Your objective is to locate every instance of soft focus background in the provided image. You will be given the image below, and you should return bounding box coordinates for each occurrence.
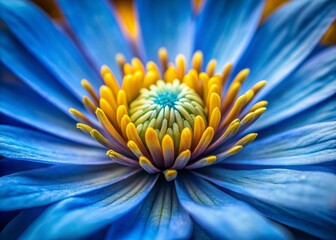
[31,0,336,46]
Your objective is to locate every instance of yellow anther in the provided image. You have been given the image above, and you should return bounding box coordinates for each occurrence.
[164,66,178,83]
[116,105,128,127]
[69,108,91,124]
[209,107,221,131]
[226,145,243,155]
[99,98,118,127]
[81,79,99,104]
[233,69,250,84]
[123,63,134,75]
[120,114,131,139]
[209,92,221,116]
[176,54,186,80]
[126,123,150,157]
[95,108,125,144]
[116,54,126,73]
[117,90,128,107]
[76,123,93,134]
[145,128,163,166]
[159,47,169,71]
[146,61,161,78]
[192,127,214,159]
[127,140,142,158]
[221,82,241,113]
[235,133,258,147]
[132,58,145,75]
[144,71,159,88]
[206,59,217,77]
[162,134,175,167]
[172,149,191,169]
[192,115,206,149]
[101,71,120,98]
[221,63,233,87]
[221,95,247,128]
[90,129,112,148]
[83,96,97,115]
[163,169,177,181]
[100,86,117,109]
[178,127,192,154]
[140,156,160,174]
[249,101,268,112]
[192,51,203,73]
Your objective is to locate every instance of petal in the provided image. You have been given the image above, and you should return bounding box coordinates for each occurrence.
[107,181,193,240]
[0,80,97,146]
[197,167,336,238]
[252,47,336,131]
[0,158,46,177]
[226,122,336,166]
[136,0,194,62]
[20,173,157,239]
[176,174,290,240]
[0,207,46,240]
[0,125,112,165]
[236,0,336,96]
[0,164,138,210]
[0,28,84,116]
[260,96,336,137]
[0,0,102,98]
[194,0,264,69]
[57,0,133,79]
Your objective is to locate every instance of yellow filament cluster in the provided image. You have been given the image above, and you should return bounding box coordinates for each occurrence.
[70,48,267,181]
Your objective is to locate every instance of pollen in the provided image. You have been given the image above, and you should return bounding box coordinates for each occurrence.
[70,48,268,181]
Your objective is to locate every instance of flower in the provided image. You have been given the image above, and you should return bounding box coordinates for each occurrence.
[0,0,335,239]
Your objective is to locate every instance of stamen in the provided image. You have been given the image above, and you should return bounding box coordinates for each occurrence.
[70,49,268,180]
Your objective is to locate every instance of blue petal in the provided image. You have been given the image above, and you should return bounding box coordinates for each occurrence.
[194,0,264,69]
[0,158,46,177]
[136,0,194,62]
[176,174,290,240]
[235,0,336,95]
[0,125,112,165]
[57,0,134,79]
[252,47,336,131]
[20,173,158,239]
[0,80,97,146]
[226,122,336,166]
[0,0,102,98]
[0,207,46,240]
[197,167,336,238]
[260,95,336,137]
[0,164,138,210]
[107,181,192,240]
[0,28,85,116]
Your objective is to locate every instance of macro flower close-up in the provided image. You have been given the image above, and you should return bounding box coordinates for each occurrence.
[0,0,336,239]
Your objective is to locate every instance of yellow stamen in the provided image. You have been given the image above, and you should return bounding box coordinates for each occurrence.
[70,49,268,178]
[139,156,160,174]
[163,169,177,181]
[69,108,91,124]
[145,128,163,166]
[172,149,191,169]
[162,134,175,168]
[81,79,99,104]
[192,51,203,73]
[158,47,169,71]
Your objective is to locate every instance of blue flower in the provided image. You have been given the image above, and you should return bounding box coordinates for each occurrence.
[0,0,335,239]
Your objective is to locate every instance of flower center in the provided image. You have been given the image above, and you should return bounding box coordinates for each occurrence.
[70,48,267,181]
[129,80,206,141]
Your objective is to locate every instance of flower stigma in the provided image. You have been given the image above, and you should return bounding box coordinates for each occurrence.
[70,48,267,181]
